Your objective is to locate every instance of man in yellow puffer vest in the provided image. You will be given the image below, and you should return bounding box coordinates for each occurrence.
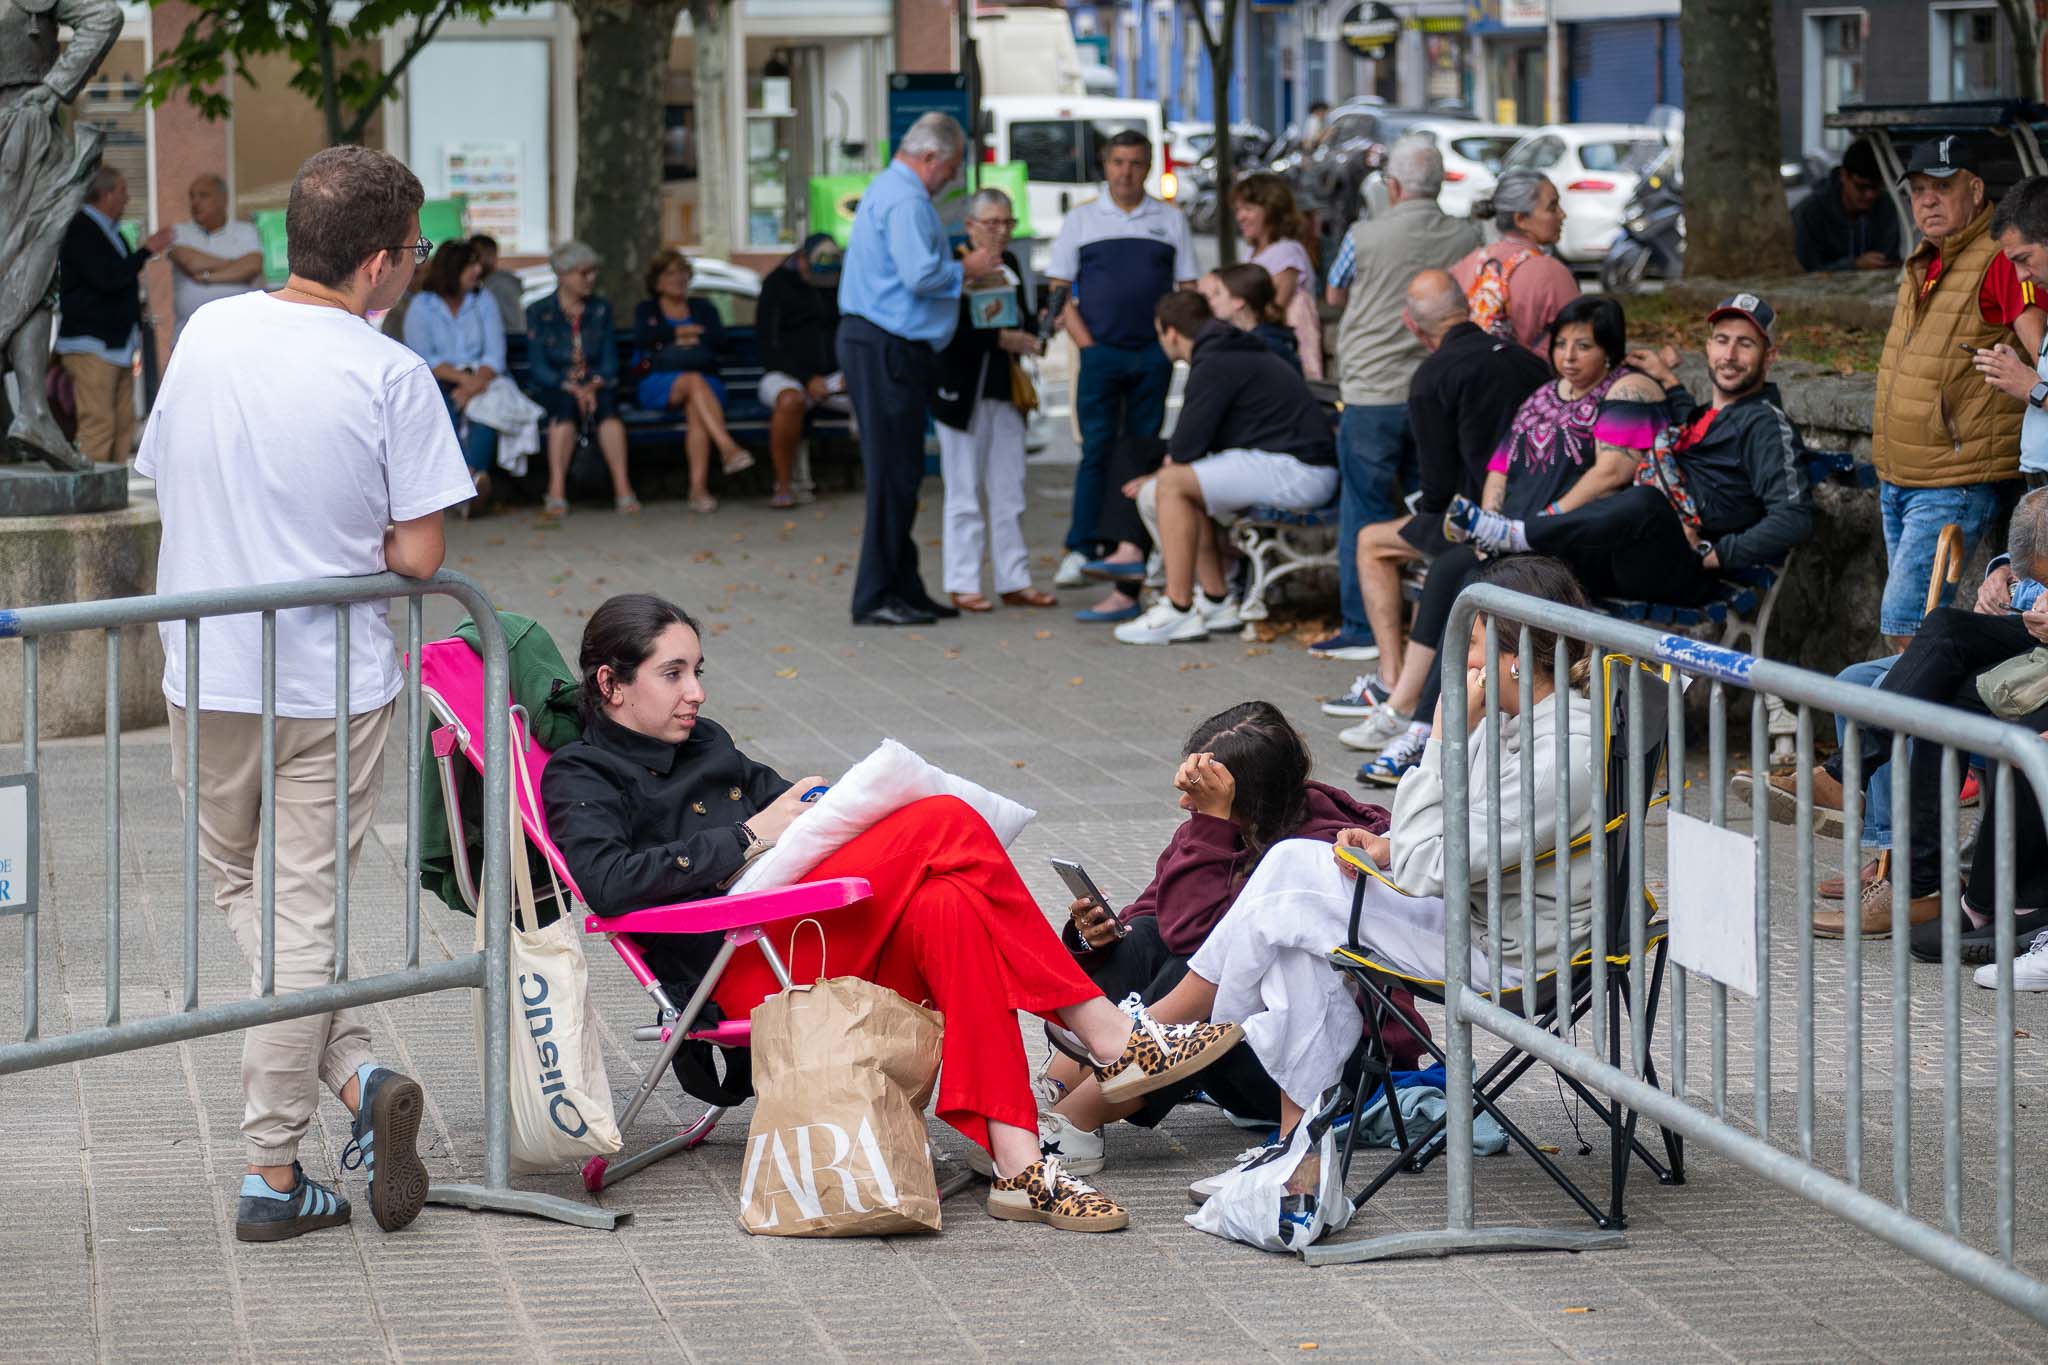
[1871,136,2044,648]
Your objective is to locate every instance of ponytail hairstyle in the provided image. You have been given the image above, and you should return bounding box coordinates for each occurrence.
[1471,168,1553,238]
[577,592,701,726]
[1468,555,1594,690]
[1183,700,1313,861]
[1215,262,1282,325]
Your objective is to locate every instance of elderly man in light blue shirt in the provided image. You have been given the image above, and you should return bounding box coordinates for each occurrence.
[838,111,1003,626]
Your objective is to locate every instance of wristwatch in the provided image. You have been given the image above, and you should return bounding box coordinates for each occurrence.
[2029,380,2048,409]
[1693,540,1715,565]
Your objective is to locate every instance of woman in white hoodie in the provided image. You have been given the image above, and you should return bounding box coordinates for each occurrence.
[1135,555,1600,1162]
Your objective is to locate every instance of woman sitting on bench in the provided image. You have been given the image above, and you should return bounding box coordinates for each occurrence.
[541,593,1245,1233]
[633,252,755,514]
[1131,557,1601,1202]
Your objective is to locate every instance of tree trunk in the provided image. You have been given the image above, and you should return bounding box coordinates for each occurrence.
[1197,0,1239,266]
[1992,0,2045,101]
[572,0,688,307]
[1678,0,1799,279]
[690,0,734,261]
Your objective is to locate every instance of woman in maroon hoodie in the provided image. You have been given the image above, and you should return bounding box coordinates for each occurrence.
[1030,701,1430,1175]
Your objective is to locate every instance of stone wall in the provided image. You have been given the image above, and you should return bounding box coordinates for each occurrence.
[0,500,166,743]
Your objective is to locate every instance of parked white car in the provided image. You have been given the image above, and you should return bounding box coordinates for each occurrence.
[517,257,762,321]
[1396,117,1530,218]
[1501,123,1669,264]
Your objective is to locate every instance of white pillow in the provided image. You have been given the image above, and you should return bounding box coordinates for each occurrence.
[729,739,1035,895]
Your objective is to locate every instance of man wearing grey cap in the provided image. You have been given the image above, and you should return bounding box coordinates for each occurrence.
[1442,294,1813,605]
[1870,134,2043,649]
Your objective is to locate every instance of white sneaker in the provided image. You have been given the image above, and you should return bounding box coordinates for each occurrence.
[1975,931,2048,990]
[1339,705,1412,753]
[962,1111,1107,1178]
[1198,590,1243,633]
[1054,550,1090,589]
[1114,598,1210,645]
[1188,1142,1285,1206]
[1308,640,1382,663]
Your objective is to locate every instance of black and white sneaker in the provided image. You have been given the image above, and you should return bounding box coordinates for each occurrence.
[1322,675,1392,718]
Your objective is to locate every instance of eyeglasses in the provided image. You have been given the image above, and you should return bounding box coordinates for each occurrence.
[971,217,1018,228]
[394,236,432,264]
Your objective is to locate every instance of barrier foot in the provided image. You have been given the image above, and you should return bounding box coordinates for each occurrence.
[1300,1224,1625,1267]
[934,1154,981,1202]
[425,1181,627,1230]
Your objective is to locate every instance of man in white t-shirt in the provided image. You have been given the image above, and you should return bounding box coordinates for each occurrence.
[164,173,265,345]
[136,145,474,1245]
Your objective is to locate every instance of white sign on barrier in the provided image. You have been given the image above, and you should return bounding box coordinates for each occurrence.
[1668,810,1757,996]
[0,773,34,916]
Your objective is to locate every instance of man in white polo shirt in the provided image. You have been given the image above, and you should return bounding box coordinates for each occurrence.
[164,172,264,345]
[137,146,474,1245]
[1046,129,1198,621]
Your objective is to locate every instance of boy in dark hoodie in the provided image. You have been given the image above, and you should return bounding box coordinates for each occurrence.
[1023,702,1429,1175]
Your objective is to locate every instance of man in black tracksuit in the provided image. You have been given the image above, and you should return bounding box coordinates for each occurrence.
[1449,294,1814,605]
[1791,140,1903,274]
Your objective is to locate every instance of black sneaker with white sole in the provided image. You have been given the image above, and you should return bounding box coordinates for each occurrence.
[1909,902,2048,966]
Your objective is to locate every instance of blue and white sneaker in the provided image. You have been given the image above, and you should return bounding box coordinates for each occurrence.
[235,1162,351,1242]
[341,1064,429,1233]
[1358,723,1431,788]
[1442,495,1522,555]
[1322,675,1391,717]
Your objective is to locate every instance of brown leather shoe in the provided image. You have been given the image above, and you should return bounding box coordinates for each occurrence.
[1730,767,1845,840]
[1814,874,1939,938]
[1819,851,1887,901]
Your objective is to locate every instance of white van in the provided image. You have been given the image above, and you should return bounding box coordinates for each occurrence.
[978,94,1172,267]
[972,5,1086,97]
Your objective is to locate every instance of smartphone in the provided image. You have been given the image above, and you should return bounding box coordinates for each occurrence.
[800,785,829,803]
[1037,283,1071,346]
[1959,343,1984,356]
[1049,858,1127,938]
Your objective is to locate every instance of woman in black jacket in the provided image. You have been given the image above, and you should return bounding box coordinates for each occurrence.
[931,190,1057,613]
[753,234,846,507]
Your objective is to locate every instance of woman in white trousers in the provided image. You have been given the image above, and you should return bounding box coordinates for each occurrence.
[1138,556,1601,1193]
[931,189,1057,612]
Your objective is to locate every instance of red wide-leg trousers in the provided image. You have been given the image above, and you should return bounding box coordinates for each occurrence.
[713,794,1099,1153]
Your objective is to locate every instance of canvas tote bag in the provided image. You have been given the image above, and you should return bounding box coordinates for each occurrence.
[739,967,945,1237]
[475,766,622,1173]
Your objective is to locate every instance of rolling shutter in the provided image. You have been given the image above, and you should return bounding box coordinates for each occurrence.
[1568,20,1661,124]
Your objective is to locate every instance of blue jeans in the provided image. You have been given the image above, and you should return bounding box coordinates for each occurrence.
[443,391,500,474]
[1069,342,1172,552]
[1878,481,2002,638]
[1336,403,1416,638]
[1835,655,1898,851]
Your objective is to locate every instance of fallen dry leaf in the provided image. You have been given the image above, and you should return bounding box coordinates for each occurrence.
[1034,630,1052,640]
[1245,646,1272,657]
[485,536,505,547]
[907,632,924,642]
[769,645,794,654]
[1177,661,1215,672]
[546,587,561,598]
[1069,676,1084,686]
[1011,760,1026,768]
[782,521,797,532]
[943,648,961,659]
[774,667,799,679]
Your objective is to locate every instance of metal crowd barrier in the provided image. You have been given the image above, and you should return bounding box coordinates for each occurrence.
[0,571,616,1231]
[1305,582,2048,1327]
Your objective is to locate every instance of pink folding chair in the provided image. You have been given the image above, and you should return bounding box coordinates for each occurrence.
[416,638,871,1193]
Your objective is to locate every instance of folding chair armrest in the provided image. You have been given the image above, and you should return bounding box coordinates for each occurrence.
[584,875,873,937]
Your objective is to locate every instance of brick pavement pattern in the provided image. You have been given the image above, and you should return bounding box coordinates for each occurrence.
[4,469,2048,1361]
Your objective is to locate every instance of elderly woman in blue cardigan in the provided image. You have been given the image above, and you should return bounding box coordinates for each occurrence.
[526,240,640,520]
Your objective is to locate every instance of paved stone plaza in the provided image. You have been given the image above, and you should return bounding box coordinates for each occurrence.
[5,448,2048,1361]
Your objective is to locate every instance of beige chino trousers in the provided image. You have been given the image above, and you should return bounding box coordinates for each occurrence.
[169,703,391,1166]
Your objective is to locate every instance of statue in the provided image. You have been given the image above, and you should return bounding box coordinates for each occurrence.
[0,0,122,473]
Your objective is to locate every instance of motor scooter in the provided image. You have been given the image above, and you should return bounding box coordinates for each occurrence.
[1600,145,1683,295]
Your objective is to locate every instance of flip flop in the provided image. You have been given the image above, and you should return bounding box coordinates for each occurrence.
[1001,587,1059,608]
[951,592,994,613]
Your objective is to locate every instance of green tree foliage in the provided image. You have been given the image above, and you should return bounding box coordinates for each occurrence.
[141,0,532,147]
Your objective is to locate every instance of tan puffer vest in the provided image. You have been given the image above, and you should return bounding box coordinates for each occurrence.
[1872,202,2024,487]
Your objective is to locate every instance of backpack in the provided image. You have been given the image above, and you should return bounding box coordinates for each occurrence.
[1466,246,1538,339]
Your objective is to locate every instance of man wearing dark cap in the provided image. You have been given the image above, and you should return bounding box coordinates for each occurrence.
[1791,138,1902,273]
[1871,134,2044,648]
[1442,293,1813,607]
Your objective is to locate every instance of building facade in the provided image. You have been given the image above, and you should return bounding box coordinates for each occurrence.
[1771,0,2023,159]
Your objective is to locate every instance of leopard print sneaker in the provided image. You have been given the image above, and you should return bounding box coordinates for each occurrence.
[1094,1006,1244,1105]
[987,1156,1129,1232]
